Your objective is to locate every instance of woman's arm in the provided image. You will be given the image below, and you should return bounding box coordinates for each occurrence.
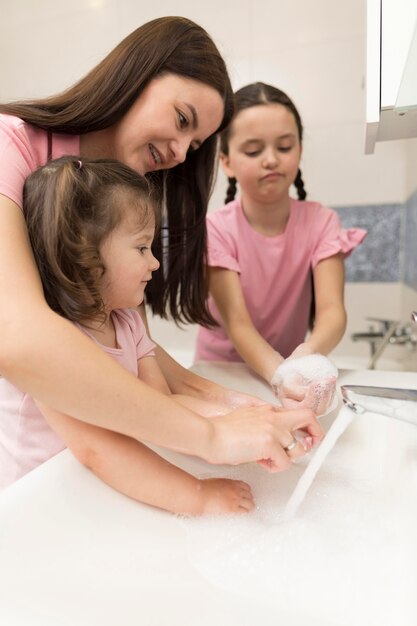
[291,254,347,357]
[0,195,322,467]
[208,267,284,383]
[0,196,212,457]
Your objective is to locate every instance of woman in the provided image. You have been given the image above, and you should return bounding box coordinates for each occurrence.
[0,16,322,477]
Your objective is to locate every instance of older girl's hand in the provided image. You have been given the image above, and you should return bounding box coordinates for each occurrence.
[271,353,338,416]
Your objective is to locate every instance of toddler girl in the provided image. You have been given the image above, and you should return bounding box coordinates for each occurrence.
[0,157,262,514]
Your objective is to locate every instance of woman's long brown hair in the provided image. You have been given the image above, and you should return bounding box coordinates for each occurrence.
[0,16,234,325]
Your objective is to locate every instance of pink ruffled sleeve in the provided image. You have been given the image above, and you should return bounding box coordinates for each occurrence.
[206,215,240,273]
[311,210,367,268]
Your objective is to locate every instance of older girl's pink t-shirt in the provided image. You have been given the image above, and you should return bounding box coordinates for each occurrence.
[0,309,156,490]
[195,198,367,363]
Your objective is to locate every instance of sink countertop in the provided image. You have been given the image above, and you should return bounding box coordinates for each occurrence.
[0,363,416,626]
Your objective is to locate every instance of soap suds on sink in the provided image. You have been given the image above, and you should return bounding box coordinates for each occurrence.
[179,404,417,626]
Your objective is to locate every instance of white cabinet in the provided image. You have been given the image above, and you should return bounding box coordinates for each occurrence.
[366,0,417,153]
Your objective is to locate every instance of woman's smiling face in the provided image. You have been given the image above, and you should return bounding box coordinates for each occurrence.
[110,73,224,175]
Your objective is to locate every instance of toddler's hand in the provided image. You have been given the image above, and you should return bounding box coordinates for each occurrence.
[271,353,338,416]
[209,387,267,409]
[197,478,254,515]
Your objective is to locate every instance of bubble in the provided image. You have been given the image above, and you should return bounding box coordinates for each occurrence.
[277,353,338,382]
[179,403,417,625]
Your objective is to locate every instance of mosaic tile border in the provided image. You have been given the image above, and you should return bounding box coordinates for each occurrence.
[334,204,402,282]
[404,189,417,291]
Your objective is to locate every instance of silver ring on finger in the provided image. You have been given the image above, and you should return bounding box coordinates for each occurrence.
[283,436,298,453]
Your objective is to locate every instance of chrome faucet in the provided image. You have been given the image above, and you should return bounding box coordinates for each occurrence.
[351,315,417,370]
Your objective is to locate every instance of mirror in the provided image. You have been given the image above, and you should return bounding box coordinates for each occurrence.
[395,17,417,112]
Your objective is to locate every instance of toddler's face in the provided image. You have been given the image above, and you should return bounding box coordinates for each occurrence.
[99,207,159,311]
[220,103,302,205]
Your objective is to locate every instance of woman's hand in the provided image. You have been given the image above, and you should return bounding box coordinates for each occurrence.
[271,353,338,415]
[206,404,323,471]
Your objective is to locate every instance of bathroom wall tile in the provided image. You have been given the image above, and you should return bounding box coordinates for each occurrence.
[334,204,401,282]
[331,282,404,359]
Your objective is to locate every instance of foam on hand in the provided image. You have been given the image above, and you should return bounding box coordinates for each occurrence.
[274,353,338,384]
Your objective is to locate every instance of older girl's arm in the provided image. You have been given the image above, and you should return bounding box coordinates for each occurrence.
[208,267,284,383]
[291,254,347,357]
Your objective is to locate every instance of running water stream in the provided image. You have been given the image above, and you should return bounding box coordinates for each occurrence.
[282,405,355,520]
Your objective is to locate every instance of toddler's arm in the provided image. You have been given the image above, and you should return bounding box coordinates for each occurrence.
[138,305,265,409]
[172,394,232,417]
[137,356,233,415]
[36,400,254,516]
[137,353,266,414]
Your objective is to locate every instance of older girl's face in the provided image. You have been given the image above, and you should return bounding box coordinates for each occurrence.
[220,103,302,205]
[110,73,224,175]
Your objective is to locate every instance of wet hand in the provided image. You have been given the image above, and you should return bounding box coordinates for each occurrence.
[279,376,337,415]
[207,386,267,409]
[196,478,255,515]
[207,404,323,472]
[271,353,338,416]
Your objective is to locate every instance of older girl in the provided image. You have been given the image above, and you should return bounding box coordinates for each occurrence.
[195,82,366,411]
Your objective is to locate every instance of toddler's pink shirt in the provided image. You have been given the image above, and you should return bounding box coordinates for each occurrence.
[195,198,367,363]
[0,114,80,208]
[0,309,156,490]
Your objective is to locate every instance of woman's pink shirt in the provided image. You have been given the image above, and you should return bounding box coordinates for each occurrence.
[0,114,79,208]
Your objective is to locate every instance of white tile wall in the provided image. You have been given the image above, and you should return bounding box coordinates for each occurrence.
[406,138,417,198]
[2,0,416,369]
[1,0,412,206]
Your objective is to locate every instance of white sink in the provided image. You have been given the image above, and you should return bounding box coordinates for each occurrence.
[185,362,417,625]
[0,362,416,626]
